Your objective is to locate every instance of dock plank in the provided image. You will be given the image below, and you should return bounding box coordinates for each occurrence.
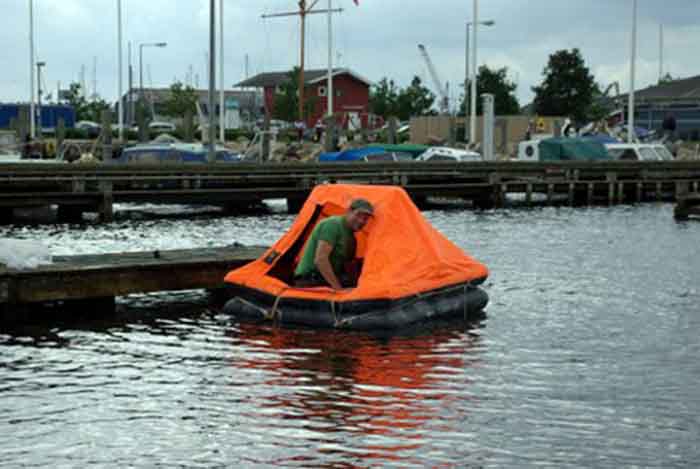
[0,245,266,304]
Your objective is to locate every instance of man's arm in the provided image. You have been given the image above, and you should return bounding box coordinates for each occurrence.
[314,240,343,290]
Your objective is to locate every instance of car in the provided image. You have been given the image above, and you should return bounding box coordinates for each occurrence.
[75,120,102,138]
[148,121,177,133]
[416,147,482,162]
[605,143,674,161]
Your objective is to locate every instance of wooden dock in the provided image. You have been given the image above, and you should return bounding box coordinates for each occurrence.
[0,245,264,311]
[2,160,700,223]
[674,193,700,220]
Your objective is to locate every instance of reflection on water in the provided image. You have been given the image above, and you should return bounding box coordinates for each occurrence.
[1,203,700,467]
[228,320,483,466]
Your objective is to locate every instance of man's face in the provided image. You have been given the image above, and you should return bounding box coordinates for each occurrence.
[346,209,372,231]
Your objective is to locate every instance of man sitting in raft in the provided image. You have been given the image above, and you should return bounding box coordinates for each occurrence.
[294,198,374,289]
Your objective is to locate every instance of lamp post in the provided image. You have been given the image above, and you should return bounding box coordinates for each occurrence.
[628,0,637,144]
[36,61,45,139]
[117,0,124,141]
[29,0,36,139]
[465,19,494,143]
[139,42,167,101]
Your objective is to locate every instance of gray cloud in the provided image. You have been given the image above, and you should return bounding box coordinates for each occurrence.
[2,0,698,109]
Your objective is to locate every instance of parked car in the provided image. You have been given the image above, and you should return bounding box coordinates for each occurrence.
[148,121,177,133]
[416,147,482,162]
[75,120,101,138]
[605,143,674,161]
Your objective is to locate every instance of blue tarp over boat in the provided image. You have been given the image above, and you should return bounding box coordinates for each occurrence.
[318,147,386,162]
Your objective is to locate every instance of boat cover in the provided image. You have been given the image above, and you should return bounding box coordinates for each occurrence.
[224,184,489,303]
[539,137,611,161]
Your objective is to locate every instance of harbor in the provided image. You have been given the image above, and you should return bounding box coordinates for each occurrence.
[3,0,700,466]
[2,201,699,467]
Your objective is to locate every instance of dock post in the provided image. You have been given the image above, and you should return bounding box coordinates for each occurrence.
[99,181,114,223]
[526,183,533,205]
[587,183,594,205]
[617,182,625,204]
[183,108,194,142]
[636,182,643,203]
[675,181,689,201]
[101,110,113,161]
[693,182,699,193]
[498,183,507,208]
[568,183,575,206]
[56,118,65,160]
[656,182,663,201]
[606,172,616,205]
[674,198,689,221]
[547,184,554,205]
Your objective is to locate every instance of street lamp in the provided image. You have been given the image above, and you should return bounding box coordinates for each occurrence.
[465,18,495,143]
[139,42,167,101]
[36,61,46,139]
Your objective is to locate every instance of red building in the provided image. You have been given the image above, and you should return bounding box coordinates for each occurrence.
[236,68,380,130]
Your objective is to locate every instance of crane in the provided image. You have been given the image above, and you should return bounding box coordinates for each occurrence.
[418,44,449,114]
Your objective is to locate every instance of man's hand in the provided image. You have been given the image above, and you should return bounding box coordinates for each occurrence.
[314,240,343,290]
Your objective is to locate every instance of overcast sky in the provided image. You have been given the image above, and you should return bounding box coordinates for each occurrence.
[2,0,699,107]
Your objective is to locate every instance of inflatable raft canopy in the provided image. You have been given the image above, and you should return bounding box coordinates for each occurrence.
[223,184,489,330]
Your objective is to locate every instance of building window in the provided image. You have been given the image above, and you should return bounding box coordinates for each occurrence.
[318,86,327,97]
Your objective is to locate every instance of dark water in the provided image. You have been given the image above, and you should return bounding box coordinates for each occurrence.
[2,202,699,468]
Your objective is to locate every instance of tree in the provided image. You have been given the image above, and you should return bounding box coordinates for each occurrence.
[272,67,318,122]
[369,78,400,118]
[162,81,198,118]
[532,48,598,122]
[64,82,109,122]
[460,65,520,116]
[395,76,435,121]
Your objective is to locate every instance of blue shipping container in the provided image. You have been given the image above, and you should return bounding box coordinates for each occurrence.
[0,103,76,130]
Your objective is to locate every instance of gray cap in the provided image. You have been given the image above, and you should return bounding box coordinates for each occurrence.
[350,198,374,215]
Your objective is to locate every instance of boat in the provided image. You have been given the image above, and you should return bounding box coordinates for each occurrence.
[221,184,489,330]
[112,142,241,164]
[517,137,611,161]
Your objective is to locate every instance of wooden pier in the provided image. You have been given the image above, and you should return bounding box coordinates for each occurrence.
[1,160,700,223]
[0,245,264,314]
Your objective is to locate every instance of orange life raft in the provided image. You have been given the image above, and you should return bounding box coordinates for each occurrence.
[222,184,489,330]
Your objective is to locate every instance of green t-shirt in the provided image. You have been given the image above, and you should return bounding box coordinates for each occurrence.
[294,216,356,278]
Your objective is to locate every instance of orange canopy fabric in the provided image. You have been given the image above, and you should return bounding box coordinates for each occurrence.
[224,184,489,302]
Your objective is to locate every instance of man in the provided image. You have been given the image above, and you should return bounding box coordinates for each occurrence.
[294,198,374,290]
[662,112,677,143]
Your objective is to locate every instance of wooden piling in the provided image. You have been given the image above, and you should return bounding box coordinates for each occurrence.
[56,118,65,159]
[656,182,663,201]
[526,183,533,205]
[547,184,554,204]
[568,183,575,206]
[183,108,194,142]
[587,183,594,205]
[636,182,643,203]
[101,110,113,161]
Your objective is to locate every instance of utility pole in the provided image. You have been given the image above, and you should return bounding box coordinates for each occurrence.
[219,0,225,143]
[29,0,36,139]
[117,0,124,141]
[262,0,342,123]
[628,0,637,144]
[659,24,664,82]
[208,0,216,162]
